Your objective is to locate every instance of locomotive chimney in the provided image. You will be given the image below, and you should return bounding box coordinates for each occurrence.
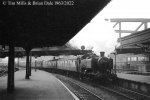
[100,52,105,57]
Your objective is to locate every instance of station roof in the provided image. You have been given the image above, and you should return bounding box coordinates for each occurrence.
[0,49,92,57]
[121,28,150,47]
[115,48,145,54]
[0,45,92,57]
[0,0,110,49]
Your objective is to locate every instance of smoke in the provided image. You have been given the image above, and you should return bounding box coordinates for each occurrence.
[66,40,80,50]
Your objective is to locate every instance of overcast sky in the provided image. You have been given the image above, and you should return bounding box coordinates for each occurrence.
[69,0,150,56]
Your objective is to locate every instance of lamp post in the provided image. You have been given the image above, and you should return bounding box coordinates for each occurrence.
[17,53,21,68]
[35,57,37,72]
[114,52,117,74]
[18,57,19,67]
[41,60,43,68]
[114,47,117,74]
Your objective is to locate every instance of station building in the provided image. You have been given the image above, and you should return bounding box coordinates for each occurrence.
[110,20,150,73]
[110,52,150,72]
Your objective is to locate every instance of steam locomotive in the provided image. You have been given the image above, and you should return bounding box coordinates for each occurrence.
[41,52,117,84]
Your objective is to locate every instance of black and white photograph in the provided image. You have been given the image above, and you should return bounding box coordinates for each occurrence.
[0,0,150,100]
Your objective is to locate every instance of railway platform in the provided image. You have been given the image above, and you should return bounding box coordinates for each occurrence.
[0,69,79,100]
[117,73,150,94]
[117,73,150,84]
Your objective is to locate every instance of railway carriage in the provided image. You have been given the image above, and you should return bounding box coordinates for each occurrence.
[42,52,117,84]
[56,58,77,71]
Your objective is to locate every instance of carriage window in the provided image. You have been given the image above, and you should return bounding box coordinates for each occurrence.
[131,57,137,61]
[134,57,137,61]
[138,57,145,61]
[138,57,141,61]
[127,57,131,61]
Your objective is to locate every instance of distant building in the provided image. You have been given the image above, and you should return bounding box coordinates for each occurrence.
[110,52,150,72]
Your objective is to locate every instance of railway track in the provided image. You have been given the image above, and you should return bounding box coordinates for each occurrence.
[84,78,150,100]
[85,80,150,100]
[67,80,103,100]
[109,85,150,100]
[58,76,104,100]
[0,68,19,77]
[0,70,7,77]
[56,74,150,100]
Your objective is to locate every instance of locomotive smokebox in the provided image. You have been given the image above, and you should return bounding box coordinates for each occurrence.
[100,52,105,57]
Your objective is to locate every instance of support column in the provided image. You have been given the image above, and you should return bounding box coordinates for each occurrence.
[7,44,15,93]
[144,22,148,29]
[119,22,122,46]
[29,53,32,76]
[114,53,117,74]
[25,49,30,79]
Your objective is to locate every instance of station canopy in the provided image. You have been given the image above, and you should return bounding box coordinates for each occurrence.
[0,45,92,57]
[0,0,110,49]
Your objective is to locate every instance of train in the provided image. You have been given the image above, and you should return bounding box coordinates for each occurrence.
[41,52,117,84]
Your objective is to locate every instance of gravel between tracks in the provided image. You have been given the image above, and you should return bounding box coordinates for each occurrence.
[54,74,130,100]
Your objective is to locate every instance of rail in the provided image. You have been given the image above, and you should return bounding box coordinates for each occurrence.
[57,75,104,100]
[56,73,150,100]
[0,69,7,77]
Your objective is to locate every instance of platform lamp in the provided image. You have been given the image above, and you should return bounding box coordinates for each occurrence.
[17,53,21,68]
[35,56,37,72]
[2,45,5,51]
